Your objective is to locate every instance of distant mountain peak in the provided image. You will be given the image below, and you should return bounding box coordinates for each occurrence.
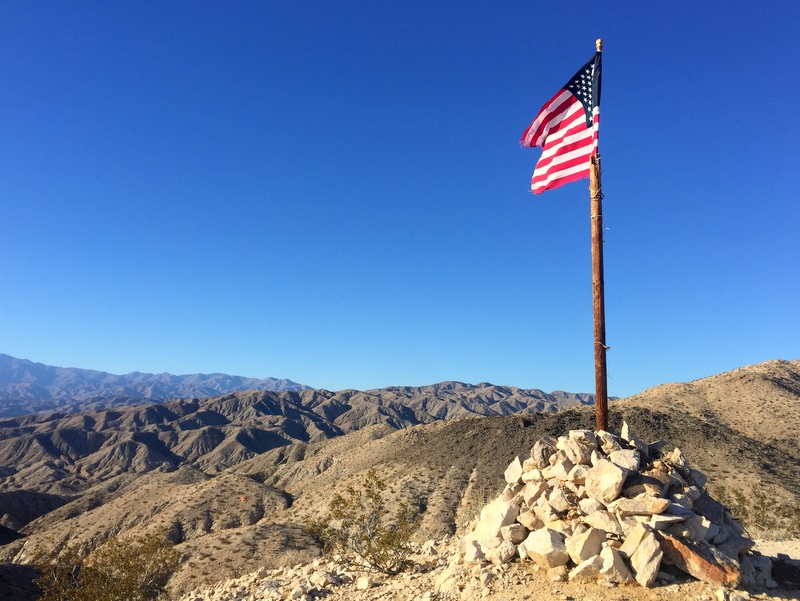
[0,354,312,417]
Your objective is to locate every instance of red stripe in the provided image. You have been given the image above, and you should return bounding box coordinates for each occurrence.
[532,167,589,194]
[521,92,579,148]
[534,126,593,170]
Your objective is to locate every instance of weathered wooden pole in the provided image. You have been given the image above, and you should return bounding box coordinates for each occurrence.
[590,37,608,432]
[590,153,608,432]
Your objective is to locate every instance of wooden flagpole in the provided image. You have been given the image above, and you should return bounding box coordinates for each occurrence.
[590,39,608,432]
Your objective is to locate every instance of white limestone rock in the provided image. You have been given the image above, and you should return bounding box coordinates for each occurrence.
[517,509,544,531]
[585,457,627,504]
[544,456,574,481]
[608,449,641,472]
[547,486,572,514]
[531,436,558,469]
[569,555,603,580]
[568,429,597,446]
[563,438,594,466]
[523,480,548,507]
[567,463,590,484]
[649,513,688,530]
[500,523,528,545]
[486,539,517,565]
[596,430,623,455]
[608,496,670,516]
[463,540,485,563]
[470,500,519,541]
[505,456,524,484]
[565,526,605,564]
[629,528,664,587]
[583,510,624,536]
[599,545,634,584]
[578,497,605,515]
[522,528,570,569]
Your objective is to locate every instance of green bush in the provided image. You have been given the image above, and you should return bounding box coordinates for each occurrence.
[33,531,181,601]
[306,469,421,575]
[714,483,800,538]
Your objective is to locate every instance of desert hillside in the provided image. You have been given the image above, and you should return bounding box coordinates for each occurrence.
[617,359,800,445]
[0,383,593,497]
[0,359,798,600]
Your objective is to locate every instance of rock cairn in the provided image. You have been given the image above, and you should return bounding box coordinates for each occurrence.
[460,423,775,589]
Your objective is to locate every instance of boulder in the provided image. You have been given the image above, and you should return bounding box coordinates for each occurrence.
[585,457,627,504]
[628,528,664,587]
[563,438,593,466]
[500,523,528,545]
[619,523,651,558]
[531,436,557,469]
[608,496,670,516]
[582,510,624,536]
[497,482,523,502]
[544,456,574,481]
[486,539,517,565]
[648,514,687,530]
[658,532,741,586]
[522,528,569,569]
[523,480,548,506]
[516,509,544,531]
[568,555,603,580]
[504,456,523,484]
[599,546,634,584]
[619,524,664,586]
[565,526,604,564]
[567,464,590,484]
[578,497,605,515]
[463,540,485,563]
[716,533,755,560]
[547,486,572,514]
[521,468,543,483]
[608,449,641,472]
[470,500,519,541]
[568,429,597,446]
[596,430,622,455]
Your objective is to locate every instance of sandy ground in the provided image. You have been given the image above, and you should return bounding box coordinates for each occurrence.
[178,538,800,601]
[755,539,800,561]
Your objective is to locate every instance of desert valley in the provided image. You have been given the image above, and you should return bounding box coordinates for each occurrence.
[0,355,798,600]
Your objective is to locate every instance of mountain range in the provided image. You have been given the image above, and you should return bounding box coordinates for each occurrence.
[0,354,311,417]
[0,381,596,497]
[0,356,798,600]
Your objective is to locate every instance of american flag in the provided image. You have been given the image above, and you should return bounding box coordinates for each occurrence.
[521,51,602,194]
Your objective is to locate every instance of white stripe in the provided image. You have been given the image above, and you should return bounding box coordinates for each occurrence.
[524,90,575,146]
[534,104,586,150]
[536,159,590,182]
[538,127,593,163]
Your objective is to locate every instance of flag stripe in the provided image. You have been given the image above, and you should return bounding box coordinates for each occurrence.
[521,52,601,194]
[521,90,576,147]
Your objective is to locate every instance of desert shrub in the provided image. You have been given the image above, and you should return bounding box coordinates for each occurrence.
[33,531,181,601]
[714,483,800,538]
[306,469,421,575]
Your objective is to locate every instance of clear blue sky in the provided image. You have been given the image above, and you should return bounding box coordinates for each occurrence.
[1,2,798,397]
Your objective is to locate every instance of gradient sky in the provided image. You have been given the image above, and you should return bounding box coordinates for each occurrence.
[1,2,798,397]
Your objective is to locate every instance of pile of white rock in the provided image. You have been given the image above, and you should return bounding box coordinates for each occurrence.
[460,423,775,589]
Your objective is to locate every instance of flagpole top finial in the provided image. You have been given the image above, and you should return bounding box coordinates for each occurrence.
[596,39,603,52]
